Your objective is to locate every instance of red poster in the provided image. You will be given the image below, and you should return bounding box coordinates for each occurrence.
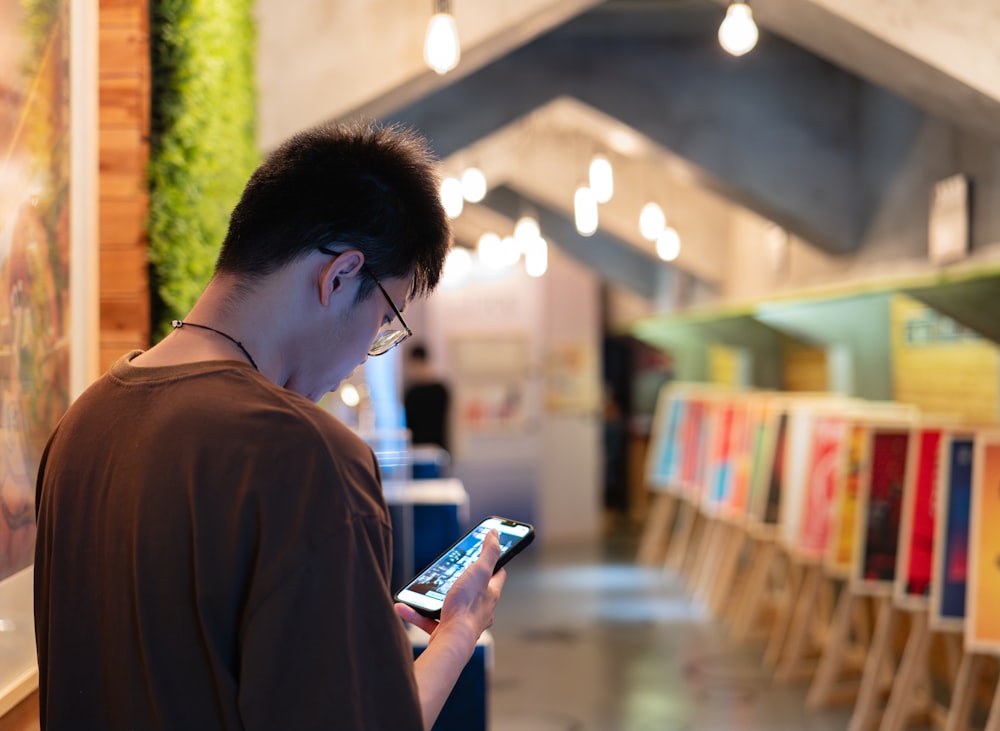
[860,431,910,583]
[903,429,940,598]
[798,417,846,558]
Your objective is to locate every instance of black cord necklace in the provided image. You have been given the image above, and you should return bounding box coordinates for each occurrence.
[170,319,260,372]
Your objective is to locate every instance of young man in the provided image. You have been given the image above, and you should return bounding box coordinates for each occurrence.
[34,121,506,730]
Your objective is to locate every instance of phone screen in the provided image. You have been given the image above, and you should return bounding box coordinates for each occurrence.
[395,516,533,617]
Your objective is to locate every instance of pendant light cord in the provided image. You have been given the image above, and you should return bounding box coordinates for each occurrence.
[170,320,260,372]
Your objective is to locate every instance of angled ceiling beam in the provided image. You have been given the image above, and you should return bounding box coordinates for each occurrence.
[736,0,1000,142]
[254,0,600,150]
[388,28,916,256]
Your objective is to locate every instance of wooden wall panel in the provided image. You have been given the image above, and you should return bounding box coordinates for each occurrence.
[98,0,150,373]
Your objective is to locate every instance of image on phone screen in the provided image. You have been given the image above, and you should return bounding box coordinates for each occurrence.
[395,516,533,617]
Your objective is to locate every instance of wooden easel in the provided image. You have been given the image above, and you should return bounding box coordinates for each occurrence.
[635,490,680,566]
[665,495,703,578]
[877,608,939,731]
[704,518,750,617]
[727,527,780,642]
[846,593,905,731]
[773,556,828,683]
[943,650,999,731]
[763,544,802,669]
[806,575,872,709]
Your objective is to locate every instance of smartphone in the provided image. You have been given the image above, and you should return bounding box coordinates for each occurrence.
[394,516,534,619]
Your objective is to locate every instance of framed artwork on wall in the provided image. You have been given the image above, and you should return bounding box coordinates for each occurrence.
[0,0,97,713]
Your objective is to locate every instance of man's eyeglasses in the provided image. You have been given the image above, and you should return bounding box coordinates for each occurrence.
[317,246,412,356]
[365,267,412,356]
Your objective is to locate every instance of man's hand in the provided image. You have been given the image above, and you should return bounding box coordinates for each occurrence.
[395,529,507,641]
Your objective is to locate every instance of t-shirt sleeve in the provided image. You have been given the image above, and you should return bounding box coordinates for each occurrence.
[236,514,423,731]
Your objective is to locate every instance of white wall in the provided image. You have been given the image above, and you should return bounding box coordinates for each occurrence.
[418,245,602,545]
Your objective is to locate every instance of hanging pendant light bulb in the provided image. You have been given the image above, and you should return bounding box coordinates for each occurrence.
[574,186,598,237]
[718,1,759,57]
[639,202,665,240]
[524,236,548,277]
[514,214,540,245]
[424,0,461,75]
[439,176,463,218]
[441,246,472,287]
[656,226,681,261]
[589,155,613,204]
[477,231,503,268]
[461,166,486,202]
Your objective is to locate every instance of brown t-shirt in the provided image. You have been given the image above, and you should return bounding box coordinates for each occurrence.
[34,353,422,730]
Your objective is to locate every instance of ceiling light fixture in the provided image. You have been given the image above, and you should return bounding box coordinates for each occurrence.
[589,155,613,204]
[424,0,461,75]
[718,1,759,57]
[460,166,487,202]
[514,214,540,245]
[574,186,598,237]
[524,236,548,277]
[656,226,681,261]
[639,202,665,241]
[439,176,464,218]
[441,246,472,287]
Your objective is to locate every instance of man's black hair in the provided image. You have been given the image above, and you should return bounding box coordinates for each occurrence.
[216,120,451,302]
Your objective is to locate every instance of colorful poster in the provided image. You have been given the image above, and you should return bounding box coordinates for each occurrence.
[679,399,705,500]
[762,412,787,525]
[798,416,846,558]
[829,424,869,574]
[859,431,910,585]
[934,437,973,625]
[967,439,1000,652]
[901,429,941,599]
[747,403,778,525]
[706,403,735,511]
[645,389,685,491]
[658,396,686,486]
[726,401,754,520]
[780,408,815,547]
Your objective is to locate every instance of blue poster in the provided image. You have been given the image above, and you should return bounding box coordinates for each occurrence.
[938,438,973,620]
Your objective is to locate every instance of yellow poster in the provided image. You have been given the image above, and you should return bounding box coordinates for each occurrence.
[968,439,1000,652]
[828,424,868,574]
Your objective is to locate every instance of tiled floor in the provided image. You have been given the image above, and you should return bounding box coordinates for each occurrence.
[487,526,854,731]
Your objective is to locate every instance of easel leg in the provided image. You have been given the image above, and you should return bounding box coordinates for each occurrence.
[688,516,718,595]
[848,596,898,731]
[707,525,747,617]
[776,563,823,683]
[944,650,984,731]
[984,664,1000,731]
[636,492,677,565]
[665,499,696,575]
[729,538,775,641]
[807,579,855,709]
[764,553,799,669]
[879,609,930,731]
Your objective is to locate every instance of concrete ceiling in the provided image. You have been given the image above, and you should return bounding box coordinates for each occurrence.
[255,0,1000,312]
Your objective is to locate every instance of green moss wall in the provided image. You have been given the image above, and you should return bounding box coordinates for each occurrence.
[148,0,259,338]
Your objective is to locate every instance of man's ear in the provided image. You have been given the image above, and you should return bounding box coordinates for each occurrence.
[318,249,365,306]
